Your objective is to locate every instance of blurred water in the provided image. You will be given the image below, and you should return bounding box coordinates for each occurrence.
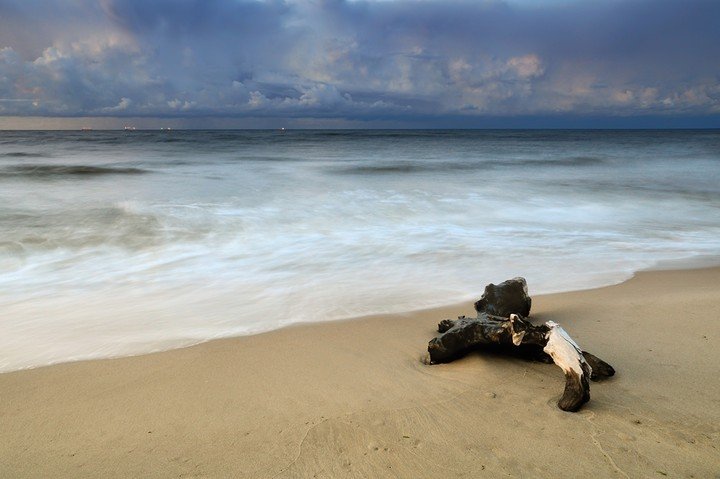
[1,129,719,371]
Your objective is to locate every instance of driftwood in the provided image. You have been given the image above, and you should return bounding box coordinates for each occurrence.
[427,278,614,412]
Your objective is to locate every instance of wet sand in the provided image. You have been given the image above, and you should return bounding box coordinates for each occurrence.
[1,267,719,478]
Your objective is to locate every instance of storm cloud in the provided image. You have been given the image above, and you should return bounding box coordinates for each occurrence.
[0,0,718,125]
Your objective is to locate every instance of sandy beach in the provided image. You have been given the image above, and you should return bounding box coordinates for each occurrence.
[1,266,719,478]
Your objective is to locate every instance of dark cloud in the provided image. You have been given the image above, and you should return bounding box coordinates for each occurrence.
[0,0,718,125]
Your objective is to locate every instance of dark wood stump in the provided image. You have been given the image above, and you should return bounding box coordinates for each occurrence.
[427,278,615,412]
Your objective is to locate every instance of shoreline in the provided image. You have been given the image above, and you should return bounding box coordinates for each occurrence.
[4,257,720,376]
[2,265,719,477]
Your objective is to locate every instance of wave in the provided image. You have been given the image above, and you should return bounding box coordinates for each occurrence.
[523,156,606,167]
[0,199,228,257]
[1,204,175,253]
[334,163,477,174]
[157,137,197,143]
[0,164,150,178]
[0,152,48,158]
[331,156,606,175]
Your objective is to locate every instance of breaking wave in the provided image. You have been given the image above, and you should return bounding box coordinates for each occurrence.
[0,164,150,178]
[331,156,606,175]
[0,152,48,158]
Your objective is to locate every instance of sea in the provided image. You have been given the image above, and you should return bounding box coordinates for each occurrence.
[1,129,719,372]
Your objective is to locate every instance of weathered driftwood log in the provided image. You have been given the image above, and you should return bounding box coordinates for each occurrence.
[474,277,531,318]
[427,278,614,412]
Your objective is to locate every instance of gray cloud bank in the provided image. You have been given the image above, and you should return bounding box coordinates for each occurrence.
[0,0,719,126]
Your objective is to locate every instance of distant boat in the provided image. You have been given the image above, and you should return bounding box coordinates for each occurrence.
[80,127,93,131]
[280,127,286,133]
[123,126,136,131]
[160,127,172,131]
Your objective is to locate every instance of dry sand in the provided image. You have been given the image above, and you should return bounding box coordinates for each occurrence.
[1,267,719,478]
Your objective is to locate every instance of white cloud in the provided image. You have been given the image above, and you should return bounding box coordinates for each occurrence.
[102,97,132,112]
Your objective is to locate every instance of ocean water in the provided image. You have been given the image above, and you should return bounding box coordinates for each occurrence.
[1,129,719,372]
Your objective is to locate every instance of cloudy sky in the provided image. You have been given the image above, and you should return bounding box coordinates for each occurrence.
[0,0,718,128]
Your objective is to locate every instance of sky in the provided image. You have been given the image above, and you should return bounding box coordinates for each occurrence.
[0,0,719,128]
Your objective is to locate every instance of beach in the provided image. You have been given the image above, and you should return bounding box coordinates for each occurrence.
[2,265,719,478]
[2,0,719,475]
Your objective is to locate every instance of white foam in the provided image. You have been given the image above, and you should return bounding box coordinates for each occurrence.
[1,130,719,372]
